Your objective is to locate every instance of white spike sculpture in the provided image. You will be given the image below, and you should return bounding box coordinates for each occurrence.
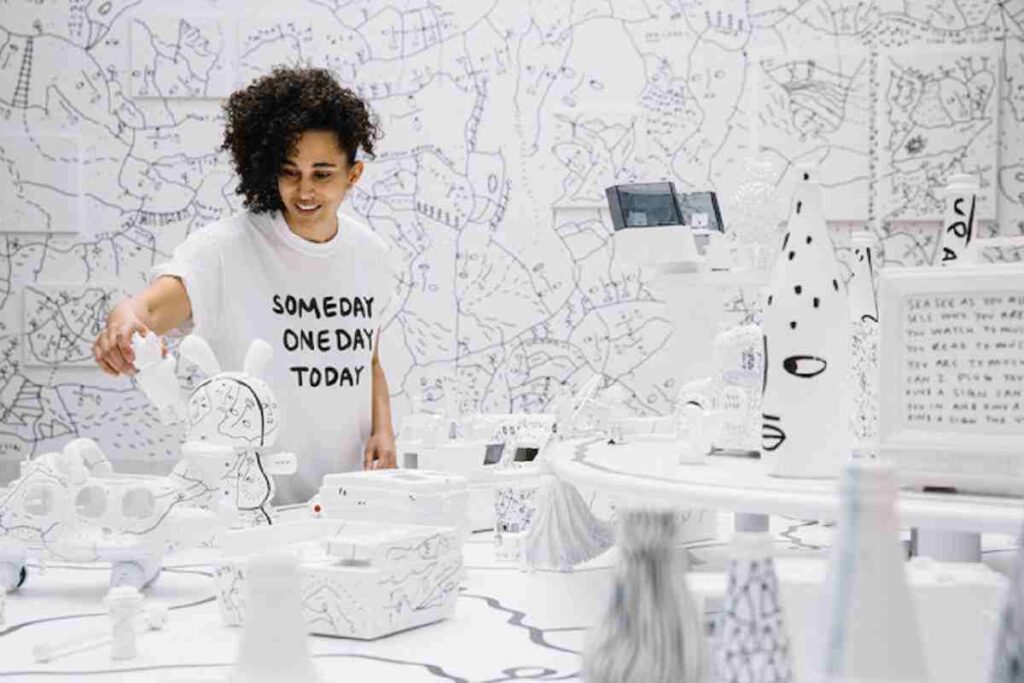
[761,164,851,477]
[584,508,708,683]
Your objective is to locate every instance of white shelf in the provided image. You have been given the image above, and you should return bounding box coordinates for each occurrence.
[547,438,1024,535]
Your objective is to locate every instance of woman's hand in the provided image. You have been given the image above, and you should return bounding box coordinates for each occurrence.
[363,430,397,470]
[93,299,152,376]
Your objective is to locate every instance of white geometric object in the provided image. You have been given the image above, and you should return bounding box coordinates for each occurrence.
[215,519,462,640]
[584,508,708,682]
[131,331,187,424]
[106,586,143,661]
[226,552,322,683]
[521,469,614,572]
[712,532,793,683]
[761,165,851,477]
[819,461,927,682]
[315,469,471,539]
[0,438,217,592]
[937,173,980,266]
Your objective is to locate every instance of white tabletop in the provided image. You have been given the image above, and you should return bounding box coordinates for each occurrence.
[548,438,1024,535]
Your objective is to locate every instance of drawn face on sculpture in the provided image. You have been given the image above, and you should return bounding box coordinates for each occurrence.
[187,372,279,448]
[760,167,850,468]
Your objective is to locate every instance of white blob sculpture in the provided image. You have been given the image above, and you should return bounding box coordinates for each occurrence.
[938,173,979,266]
[761,165,851,477]
[848,231,880,449]
[130,331,186,424]
[989,521,1024,682]
[227,551,322,683]
[583,508,708,683]
[819,461,927,682]
[521,463,614,571]
[713,532,793,683]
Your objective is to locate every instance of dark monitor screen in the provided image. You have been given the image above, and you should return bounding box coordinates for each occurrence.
[483,443,505,465]
[605,182,683,231]
[513,447,540,463]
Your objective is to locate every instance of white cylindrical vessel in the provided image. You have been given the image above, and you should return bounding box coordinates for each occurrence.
[819,461,927,682]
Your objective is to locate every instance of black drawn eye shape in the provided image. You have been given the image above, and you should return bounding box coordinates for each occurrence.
[783,355,827,378]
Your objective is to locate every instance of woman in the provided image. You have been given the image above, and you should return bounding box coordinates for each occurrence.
[93,67,397,504]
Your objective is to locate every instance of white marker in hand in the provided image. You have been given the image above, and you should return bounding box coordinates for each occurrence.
[131,331,186,423]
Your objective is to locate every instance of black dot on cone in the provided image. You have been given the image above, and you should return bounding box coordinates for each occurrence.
[796,201,802,214]
[813,297,820,308]
[794,285,802,294]
[803,172,810,180]
[788,251,795,261]
[833,279,839,291]
[789,321,797,330]
[805,235,812,244]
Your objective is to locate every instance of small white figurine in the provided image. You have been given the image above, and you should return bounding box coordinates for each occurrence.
[130,331,187,424]
[227,552,322,682]
[33,602,168,663]
[584,508,708,683]
[106,586,143,661]
[522,463,613,571]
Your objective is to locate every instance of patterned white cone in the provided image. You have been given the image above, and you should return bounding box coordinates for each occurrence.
[848,231,880,449]
[761,164,851,477]
[990,525,1024,682]
[713,532,793,683]
[584,508,708,683]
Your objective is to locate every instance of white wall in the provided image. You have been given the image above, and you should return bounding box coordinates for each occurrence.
[0,0,1021,478]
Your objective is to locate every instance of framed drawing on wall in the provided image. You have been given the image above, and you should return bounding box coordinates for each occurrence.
[878,263,1024,495]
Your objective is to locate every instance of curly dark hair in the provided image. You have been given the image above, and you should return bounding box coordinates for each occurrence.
[221,67,382,213]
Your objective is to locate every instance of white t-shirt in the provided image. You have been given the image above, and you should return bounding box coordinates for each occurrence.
[153,209,394,504]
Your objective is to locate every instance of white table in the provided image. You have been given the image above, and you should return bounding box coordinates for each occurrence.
[548,437,1024,560]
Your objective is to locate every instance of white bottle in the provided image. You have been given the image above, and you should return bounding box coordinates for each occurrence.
[938,173,979,266]
[818,461,927,682]
[712,320,764,454]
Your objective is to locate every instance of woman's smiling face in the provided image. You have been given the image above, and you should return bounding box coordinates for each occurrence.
[277,129,363,238]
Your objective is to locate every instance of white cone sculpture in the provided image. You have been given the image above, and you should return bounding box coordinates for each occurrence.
[713,532,793,683]
[989,524,1024,682]
[522,463,614,571]
[227,552,321,683]
[819,461,926,682]
[848,231,880,450]
[938,173,979,266]
[584,508,708,683]
[761,165,851,477]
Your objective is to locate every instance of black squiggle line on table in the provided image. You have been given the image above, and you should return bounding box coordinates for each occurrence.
[0,652,470,681]
[460,592,581,655]
[0,592,215,639]
[779,520,823,551]
[480,666,583,682]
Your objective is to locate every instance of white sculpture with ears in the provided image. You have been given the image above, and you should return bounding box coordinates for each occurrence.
[819,461,927,682]
[848,231,880,449]
[130,331,186,424]
[178,335,295,527]
[713,532,793,683]
[761,165,851,478]
[938,173,979,266]
[584,508,708,683]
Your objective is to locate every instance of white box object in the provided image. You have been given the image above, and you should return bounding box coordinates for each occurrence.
[879,264,1024,494]
[316,469,470,538]
[215,519,461,640]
